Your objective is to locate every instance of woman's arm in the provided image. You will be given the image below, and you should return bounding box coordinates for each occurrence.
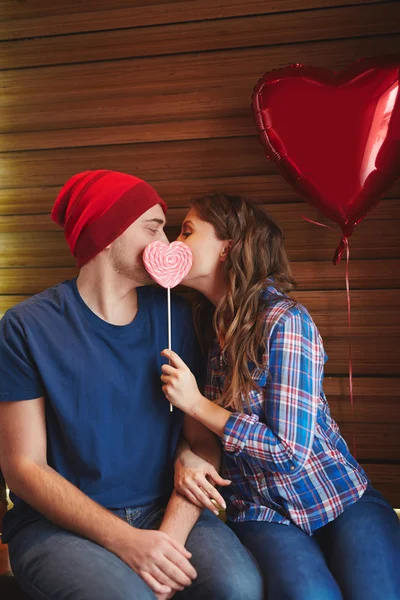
[162,308,324,475]
[161,350,231,437]
[174,417,230,511]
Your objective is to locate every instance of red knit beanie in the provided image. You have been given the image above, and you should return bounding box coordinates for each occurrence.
[51,170,167,267]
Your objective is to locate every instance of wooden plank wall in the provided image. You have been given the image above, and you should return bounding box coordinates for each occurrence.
[0,1,400,504]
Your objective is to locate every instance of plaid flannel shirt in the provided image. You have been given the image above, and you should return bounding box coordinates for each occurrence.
[206,285,368,535]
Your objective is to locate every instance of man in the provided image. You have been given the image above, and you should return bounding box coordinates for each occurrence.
[0,171,262,600]
[0,470,6,526]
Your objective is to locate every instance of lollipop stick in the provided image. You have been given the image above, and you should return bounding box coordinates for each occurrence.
[167,287,173,412]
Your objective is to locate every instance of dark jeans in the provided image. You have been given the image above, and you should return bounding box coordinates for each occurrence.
[8,502,263,600]
[229,486,400,600]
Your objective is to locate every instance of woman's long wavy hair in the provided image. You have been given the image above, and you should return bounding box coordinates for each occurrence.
[189,194,296,412]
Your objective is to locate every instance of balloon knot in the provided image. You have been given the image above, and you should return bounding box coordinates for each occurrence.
[333,236,348,265]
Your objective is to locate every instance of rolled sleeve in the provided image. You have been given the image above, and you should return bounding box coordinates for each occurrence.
[223,413,259,455]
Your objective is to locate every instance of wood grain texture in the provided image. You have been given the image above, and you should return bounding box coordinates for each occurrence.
[2,3,399,70]
[1,36,399,107]
[1,179,399,213]
[0,138,271,187]
[361,464,400,507]
[0,0,389,40]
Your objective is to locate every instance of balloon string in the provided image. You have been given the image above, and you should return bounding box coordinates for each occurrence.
[344,239,356,458]
[301,215,336,231]
[301,215,356,457]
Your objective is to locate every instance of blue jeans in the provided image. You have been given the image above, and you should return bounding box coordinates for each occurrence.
[7,502,263,600]
[229,486,400,600]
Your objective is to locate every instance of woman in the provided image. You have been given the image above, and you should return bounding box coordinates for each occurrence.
[161,194,400,600]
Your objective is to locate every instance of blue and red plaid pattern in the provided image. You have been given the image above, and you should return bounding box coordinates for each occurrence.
[206,285,368,535]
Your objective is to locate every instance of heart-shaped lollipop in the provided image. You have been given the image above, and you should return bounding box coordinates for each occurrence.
[143,241,192,288]
[143,240,193,413]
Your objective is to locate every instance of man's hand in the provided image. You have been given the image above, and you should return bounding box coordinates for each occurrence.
[114,527,197,596]
[175,449,231,514]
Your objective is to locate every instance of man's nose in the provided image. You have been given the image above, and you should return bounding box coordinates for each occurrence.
[160,230,169,244]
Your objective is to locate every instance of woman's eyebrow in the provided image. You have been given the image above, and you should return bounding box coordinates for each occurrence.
[182,220,194,227]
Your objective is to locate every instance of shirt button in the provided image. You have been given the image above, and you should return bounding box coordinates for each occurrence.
[289,466,295,471]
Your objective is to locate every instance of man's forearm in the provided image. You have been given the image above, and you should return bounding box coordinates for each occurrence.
[6,460,133,554]
[190,437,222,471]
[160,426,224,544]
[177,421,223,473]
[159,488,202,545]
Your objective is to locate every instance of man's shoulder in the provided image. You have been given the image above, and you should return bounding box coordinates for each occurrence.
[4,280,73,325]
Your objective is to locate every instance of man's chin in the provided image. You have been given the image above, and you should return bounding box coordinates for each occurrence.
[141,277,157,287]
[116,265,154,287]
[135,268,155,286]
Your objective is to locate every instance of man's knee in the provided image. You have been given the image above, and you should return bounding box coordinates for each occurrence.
[206,569,264,600]
[299,591,341,600]
[96,579,156,600]
[267,583,342,600]
[12,565,156,600]
[101,584,156,600]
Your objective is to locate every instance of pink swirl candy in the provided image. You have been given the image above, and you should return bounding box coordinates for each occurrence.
[143,241,193,288]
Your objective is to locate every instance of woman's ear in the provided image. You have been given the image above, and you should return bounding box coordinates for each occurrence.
[220,240,233,262]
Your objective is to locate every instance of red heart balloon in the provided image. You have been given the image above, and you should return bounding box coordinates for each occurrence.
[252,56,400,263]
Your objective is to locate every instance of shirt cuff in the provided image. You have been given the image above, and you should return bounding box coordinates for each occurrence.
[223,413,259,455]
[0,386,45,401]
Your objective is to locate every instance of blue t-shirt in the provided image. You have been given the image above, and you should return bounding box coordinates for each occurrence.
[0,279,203,542]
